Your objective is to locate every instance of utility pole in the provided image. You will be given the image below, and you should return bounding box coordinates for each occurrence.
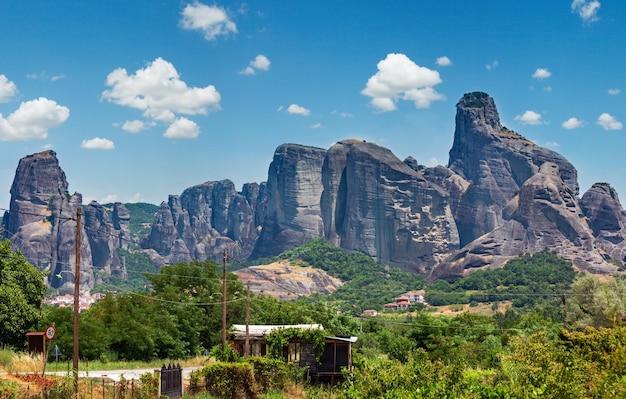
[73,207,81,397]
[222,249,227,350]
[244,283,250,358]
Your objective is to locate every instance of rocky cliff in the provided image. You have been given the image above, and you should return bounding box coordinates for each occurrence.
[2,151,132,292]
[6,92,626,284]
[140,179,266,265]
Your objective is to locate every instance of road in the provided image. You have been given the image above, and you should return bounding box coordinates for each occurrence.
[43,366,202,382]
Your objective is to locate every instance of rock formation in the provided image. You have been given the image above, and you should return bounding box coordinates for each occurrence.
[251,144,327,259]
[140,179,265,265]
[2,151,134,292]
[7,92,626,285]
[448,92,578,247]
[320,139,459,273]
[1,151,94,292]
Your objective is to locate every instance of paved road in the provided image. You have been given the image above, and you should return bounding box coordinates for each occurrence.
[43,366,202,382]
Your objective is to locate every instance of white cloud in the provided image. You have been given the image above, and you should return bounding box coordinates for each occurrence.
[545,141,559,147]
[122,120,146,133]
[250,54,270,71]
[572,0,601,23]
[81,137,114,150]
[0,97,69,141]
[486,60,499,70]
[532,68,551,79]
[310,123,323,129]
[240,54,271,75]
[180,1,237,41]
[597,113,622,130]
[0,75,18,103]
[362,53,444,112]
[608,88,621,95]
[163,117,200,138]
[436,56,452,67]
[287,104,311,116]
[562,117,585,129]
[514,110,543,125]
[102,58,220,136]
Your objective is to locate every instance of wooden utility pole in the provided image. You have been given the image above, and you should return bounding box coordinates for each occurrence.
[222,249,227,350]
[73,207,82,396]
[244,283,250,358]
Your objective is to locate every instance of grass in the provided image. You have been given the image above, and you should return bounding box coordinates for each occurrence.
[0,349,207,373]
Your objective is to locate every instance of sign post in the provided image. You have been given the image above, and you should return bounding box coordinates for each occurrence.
[52,345,62,371]
[42,325,57,377]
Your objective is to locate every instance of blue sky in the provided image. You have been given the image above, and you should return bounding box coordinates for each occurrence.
[0,0,624,207]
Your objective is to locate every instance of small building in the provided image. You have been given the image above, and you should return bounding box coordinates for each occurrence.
[230,324,357,383]
[362,309,378,317]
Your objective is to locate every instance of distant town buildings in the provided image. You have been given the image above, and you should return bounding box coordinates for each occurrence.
[44,293,105,311]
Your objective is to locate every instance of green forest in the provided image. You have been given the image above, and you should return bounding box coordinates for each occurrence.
[2,237,626,398]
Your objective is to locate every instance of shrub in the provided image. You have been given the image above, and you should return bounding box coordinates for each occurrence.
[201,361,257,399]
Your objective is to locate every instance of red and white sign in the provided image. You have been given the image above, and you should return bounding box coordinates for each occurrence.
[45,325,56,341]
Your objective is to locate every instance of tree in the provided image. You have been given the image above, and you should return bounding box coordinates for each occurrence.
[0,239,46,348]
[567,274,626,329]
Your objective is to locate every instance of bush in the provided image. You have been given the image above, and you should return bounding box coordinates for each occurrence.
[248,356,292,393]
[201,362,257,399]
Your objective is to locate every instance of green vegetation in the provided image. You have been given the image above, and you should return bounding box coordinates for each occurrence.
[7,235,626,397]
[0,239,46,348]
[270,238,426,312]
[92,249,160,294]
[425,250,575,314]
[121,202,159,238]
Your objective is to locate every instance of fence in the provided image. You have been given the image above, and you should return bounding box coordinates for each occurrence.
[159,364,182,398]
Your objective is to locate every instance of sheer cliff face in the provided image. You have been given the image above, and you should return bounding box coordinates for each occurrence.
[448,92,578,247]
[321,140,459,274]
[251,144,327,259]
[1,151,94,292]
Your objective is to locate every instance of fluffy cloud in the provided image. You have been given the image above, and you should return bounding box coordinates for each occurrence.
[287,104,311,116]
[81,137,115,150]
[163,117,200,138]
[0,75,18,103]
[597,113,622,130]
[514,110,543,125]
[102,58,220,138]
[310,123,323,129]
[0,97,69,141]
[562,117,585,129]
[608,88,621,95]
[532,68,551,79]
[180,1,237,40]
[571,0,601,23]
[122,120,146,133]
[362,53,444,112]
[240,54,271,75]
[436,56,452,66]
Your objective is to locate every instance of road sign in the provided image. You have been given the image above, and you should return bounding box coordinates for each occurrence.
[45,325,56,341]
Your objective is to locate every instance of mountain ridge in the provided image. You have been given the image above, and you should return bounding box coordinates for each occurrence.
[3,91,625,291]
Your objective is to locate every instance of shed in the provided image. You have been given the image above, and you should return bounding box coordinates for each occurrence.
[230,324,357,383]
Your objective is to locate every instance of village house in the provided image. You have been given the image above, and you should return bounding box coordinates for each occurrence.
[230,324,357,384]
[383,289,427,311]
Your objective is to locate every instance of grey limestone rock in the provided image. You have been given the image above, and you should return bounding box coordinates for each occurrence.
[448,92,578,247]
[251,144,327,259]
[1,151,94,292]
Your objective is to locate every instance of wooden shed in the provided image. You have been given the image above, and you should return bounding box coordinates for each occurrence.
[230,324,357,383]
